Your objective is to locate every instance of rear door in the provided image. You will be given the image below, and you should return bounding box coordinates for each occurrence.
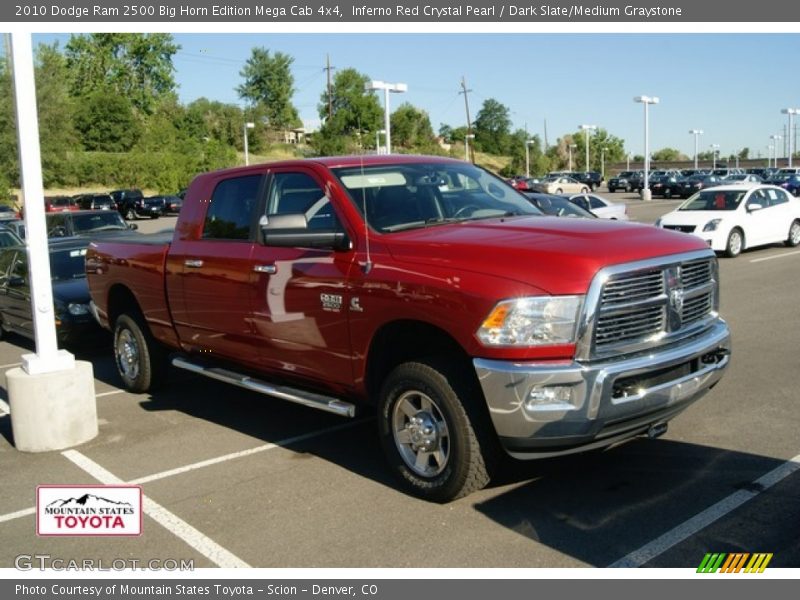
[249,168,357,387]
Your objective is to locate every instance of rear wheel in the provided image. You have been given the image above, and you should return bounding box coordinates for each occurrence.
[725,228,744,258]
[580,187,589,194]
[378,360,496,502]
[113,314,166,393]
[786,220,800,247]
[125,208,137,221]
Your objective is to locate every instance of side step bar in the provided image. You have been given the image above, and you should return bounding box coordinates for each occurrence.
[172,357,356,418]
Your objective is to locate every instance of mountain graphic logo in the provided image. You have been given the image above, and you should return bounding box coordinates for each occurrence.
[47,494,133,509]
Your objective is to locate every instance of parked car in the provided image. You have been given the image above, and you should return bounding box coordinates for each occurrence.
[723,174,764,185]
[649,174,680,198]
[529,175,589,194]
[607,171,640,193]
[564,193,629,220]
[674,175,725,198]
[0,205,18,221]
[776,174,800,196]
[146,194,183,214]
[656,185,800,257]
[44,195,79,212]
[0,224,24,247]
[0,236,104,345]
[522,192,596,218]
[110,189,160,220]
[569,171,604,191]
[74,193,117,211]
[46,210,138,238]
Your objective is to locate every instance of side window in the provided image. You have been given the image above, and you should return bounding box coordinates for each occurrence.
[589,197,605,210]
[267,172,338,231]
[769,189,789,206]
[8,252,28,285]
[0,249,16,282]
[47,214,69,237]
[203,175,262,240]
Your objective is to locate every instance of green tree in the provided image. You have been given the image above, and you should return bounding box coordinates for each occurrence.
[65,33,179,114]
[652,147,687,162]
[566,127,626,172]
[390,103,436,150]
[473,98,511,154]
[503,131,547,177]
[313,68,382,155]
[182,98,244,148]
[74,86,140,151]
[738,147,750,159]
[237,48,300,133]
[0,59,18,197]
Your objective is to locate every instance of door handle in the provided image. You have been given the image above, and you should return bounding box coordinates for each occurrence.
[253,264,277,274]
[184,259,204,268]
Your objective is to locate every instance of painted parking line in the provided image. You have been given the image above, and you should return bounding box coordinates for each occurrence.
[0,507,35,524]
[750,250,800,263]
[62,449,250,569]
[0,362,22,370]
[0,388,125,416]
[95,390,126,398]
[130,419,369,485]
[609,454,800,568]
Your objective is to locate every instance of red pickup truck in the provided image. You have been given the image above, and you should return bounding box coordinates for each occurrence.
[86,155,731,502]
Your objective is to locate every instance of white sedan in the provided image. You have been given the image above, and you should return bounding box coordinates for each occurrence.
[530,176,589,195]
[656,184,800,257]
[564,193,629,220]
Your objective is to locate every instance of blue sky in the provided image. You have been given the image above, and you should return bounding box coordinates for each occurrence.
[34,33,800,159]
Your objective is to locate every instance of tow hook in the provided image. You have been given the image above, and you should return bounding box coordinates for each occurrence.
[647,422,668,439]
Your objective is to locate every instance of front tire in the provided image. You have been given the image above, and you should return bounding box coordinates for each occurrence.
[113,314,166,393]
[378,360,495,502]
[125,208,137,221]
[786,220,800,247]
[725,228,744,258]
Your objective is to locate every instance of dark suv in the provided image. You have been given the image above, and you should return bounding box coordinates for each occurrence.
[569,171,603,191]
[608,171,641,193]
[74,193,116,211]
[110,189,160,220]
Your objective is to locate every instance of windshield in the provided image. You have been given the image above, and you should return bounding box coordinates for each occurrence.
[50,247,88,281]
[332,161,541,233]
[71,212,128,233]
[679,190,746,211]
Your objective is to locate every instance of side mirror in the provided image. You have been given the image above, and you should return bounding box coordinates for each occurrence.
[260,214,350,251]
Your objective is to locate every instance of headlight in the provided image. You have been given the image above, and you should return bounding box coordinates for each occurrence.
[477,296,584,347]
[68,303,90,316]
[703,219,722,232]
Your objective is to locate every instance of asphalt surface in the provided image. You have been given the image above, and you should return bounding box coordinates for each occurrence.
[1,199,798,570]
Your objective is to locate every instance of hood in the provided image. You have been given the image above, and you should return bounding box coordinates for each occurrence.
[659,210,732,227]
[382,216,708,295]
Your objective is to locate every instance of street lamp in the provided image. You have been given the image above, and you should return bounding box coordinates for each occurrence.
[243,121,255,166]
[568,144,577,171]
[365,80,408,154]
[579,124,597,172]
[375,129,386,154]
[689,129,703,169]
[768,144,775,169]
[525,139,534,177]
[465,133,475,162]
[781,108,799,168]
[770,134,782,169]
[710,144,720,170]
[634,95,659,201]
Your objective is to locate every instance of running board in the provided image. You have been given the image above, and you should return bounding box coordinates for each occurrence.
[171,357,356,418]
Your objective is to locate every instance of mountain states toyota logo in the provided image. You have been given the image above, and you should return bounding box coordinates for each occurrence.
[36,486,142,536]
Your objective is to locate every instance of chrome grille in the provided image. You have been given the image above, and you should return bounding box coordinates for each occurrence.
[592,256,717,355]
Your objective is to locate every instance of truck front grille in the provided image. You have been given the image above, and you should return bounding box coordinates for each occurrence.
[592,256,717,356]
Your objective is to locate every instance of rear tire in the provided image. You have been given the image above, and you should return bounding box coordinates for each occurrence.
[113,314,166,393]
[725,228,744,258]
[378,360,496,502]
[125,208,137,221]
[786,220,800,247]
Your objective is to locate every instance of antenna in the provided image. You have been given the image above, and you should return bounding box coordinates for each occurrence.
[360,154,373,274]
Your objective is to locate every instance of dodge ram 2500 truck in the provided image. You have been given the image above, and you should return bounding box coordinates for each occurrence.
[86,155,731,502]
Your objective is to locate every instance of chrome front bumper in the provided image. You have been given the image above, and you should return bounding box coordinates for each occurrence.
[474,319,731,459]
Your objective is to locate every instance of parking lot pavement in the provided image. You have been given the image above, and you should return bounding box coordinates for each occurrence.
[1,208,798,570]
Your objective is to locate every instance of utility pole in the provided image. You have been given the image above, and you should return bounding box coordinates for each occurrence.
[459,76,474,163]
[543,118,549,151]
[324,54,335,122]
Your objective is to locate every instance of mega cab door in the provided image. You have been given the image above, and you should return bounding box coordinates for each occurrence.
[249,169,357,388]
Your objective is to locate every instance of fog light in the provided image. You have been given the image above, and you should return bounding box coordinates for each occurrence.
[525,386,576,411]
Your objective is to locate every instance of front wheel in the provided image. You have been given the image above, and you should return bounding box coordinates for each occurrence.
[580,187,589,194]
[786,220,800,247]
[113,314,166,393]
[125,208,137,221]
[725,228,744,258]
[378,360,495,502]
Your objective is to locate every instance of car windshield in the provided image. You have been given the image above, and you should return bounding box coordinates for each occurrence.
[49,246,87,281]
[70,212,128,232]
[679,190,746,211]
[332,161,541,233]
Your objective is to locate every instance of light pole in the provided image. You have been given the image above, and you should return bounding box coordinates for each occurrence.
[365,80,407,154]
[568,144,577,171]
[375,129,386,154]
[689,129,703,170]
[769,135,782,168]
[243,121,255,166]
[626,153,631,170]
[782,108,799,168]
[579,124,597,172]
[634,95,659,201]
[768,145,774,169]
[710,144,720,170]
[601,147,608,181]
[525,139,534,177]
[465,133,475,162]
